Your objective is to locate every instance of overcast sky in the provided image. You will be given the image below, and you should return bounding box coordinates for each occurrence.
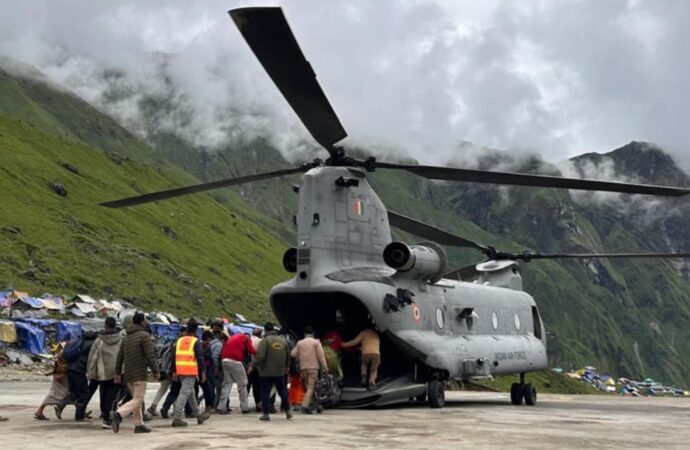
[1,0,689,169]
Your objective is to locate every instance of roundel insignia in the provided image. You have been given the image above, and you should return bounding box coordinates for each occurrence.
[412,304,421,323]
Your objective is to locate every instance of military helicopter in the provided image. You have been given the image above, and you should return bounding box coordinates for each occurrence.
[102,7,690,408]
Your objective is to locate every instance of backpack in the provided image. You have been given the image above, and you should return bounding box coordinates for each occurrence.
[62,338,83,364]
[315,373,341,408]
[159,341,174,374]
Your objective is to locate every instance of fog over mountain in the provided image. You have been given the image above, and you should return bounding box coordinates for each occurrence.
[2,0,689,170]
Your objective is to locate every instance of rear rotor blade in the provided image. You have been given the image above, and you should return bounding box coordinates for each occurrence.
[229,7,347,154]
[387,210,490,253]
[522,252,690,261]
[101,166,308,208]
[377,162,690,197]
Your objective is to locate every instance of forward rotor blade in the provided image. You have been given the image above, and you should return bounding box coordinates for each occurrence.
[229,7,347,154]
[387,210,490,253]
[376,162,690,197]
[523,252,690,261]
[100,166,307,208]
[441,264,481,281]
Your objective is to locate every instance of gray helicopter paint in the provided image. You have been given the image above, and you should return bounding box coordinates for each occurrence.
[270,165,547,406]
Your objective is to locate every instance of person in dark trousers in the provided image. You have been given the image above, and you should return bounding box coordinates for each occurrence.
[171,319,210,427]
[247,328,263,411]
[200,331,217,413]
[248,322,292,421]
[56,331,97,421]
[87,317,122,428]
[111,312,160,434]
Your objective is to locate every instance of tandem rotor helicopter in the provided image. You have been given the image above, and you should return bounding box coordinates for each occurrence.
[102,7,690,408]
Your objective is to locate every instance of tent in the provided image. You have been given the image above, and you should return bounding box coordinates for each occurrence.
[14,321,46,354]
[0,320,17,343]
[150,323,181,342]
[227,323,256,335]
[72,294,97,304]
[56,321,83,342]
[67,302,97,316]
[40,297,63,311]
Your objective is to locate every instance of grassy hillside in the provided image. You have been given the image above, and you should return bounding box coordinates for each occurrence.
[0,115,289,319]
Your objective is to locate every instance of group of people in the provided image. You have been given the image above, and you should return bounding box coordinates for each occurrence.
[32,313,381,433]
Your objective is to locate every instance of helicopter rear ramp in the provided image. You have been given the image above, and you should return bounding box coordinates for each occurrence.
[338,374,427,408]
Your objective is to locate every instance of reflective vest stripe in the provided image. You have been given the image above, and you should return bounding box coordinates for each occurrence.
[175,336,198,376]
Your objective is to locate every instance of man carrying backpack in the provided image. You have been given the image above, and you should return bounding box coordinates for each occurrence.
[56,331,97,421]
[87,317,122,428]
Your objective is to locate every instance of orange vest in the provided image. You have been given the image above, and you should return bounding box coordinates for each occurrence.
[175,336,199,376]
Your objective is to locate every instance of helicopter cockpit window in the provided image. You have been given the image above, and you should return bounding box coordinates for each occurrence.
[491,311,498,330]
[436,308,444,329]
[514,313,521,330]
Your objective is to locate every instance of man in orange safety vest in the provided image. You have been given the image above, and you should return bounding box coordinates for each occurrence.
[171,319,210,427]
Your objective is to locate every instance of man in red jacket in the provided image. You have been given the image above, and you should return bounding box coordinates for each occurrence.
[217,332,256,414]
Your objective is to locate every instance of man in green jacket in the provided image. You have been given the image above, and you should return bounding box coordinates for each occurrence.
[112,312,160,434]
[248,322,292,421]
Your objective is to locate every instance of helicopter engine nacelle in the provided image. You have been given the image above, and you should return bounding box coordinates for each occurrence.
[383,241,447,284]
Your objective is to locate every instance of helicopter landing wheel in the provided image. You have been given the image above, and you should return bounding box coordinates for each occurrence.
[510,383,524,405]
[428,379,445,408]
[523,383,537,406]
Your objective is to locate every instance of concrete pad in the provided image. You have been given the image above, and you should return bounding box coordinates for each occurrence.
[0,380,688,449]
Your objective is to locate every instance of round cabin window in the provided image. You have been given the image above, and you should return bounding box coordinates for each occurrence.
[436,308,444,329]
[491,311,498,330]
[514,313,521,330]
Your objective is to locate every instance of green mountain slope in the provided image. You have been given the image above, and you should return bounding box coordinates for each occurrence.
[0,68,292,319]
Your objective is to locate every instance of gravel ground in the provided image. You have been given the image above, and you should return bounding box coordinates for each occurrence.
[1,379,688,449]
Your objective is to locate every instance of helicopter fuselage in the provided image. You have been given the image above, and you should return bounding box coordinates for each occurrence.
[270,165,547,406]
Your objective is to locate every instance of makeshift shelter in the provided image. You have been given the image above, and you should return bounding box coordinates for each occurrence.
[40,297,63,311]
[14,321,46,354]
[150,323,181,342]
[0,320,17,343]
[72,294,97,304]
[56,321,83,342]
[67,302,97,317]
[227,323,256,335]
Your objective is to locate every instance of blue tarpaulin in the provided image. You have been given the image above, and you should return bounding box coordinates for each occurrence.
[56,321,83,342]
[227,324,255,335]
[14,321,46,354]
[150,323,181,342]
[17,318,55,327]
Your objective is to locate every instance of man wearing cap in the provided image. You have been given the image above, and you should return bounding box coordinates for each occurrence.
[111,312,159,434]
[171,319,210,427]
[248,322,292,421]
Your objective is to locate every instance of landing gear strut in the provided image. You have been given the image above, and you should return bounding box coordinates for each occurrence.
[510,373,537,406]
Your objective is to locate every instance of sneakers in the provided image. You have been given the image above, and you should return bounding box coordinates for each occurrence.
[241,409,251,414]
[146,405,159,417]
[217,410,230,415]
[101,422,111,429]
[171,418,188,427]
[285,410,293,420]
[316,406,324,414]
[301,407,313,415]
[143,412,153,422]
[110,412,122,433]
[367,383,377,392]
[160,409,169,419]
[259,414,271,421]
[134,424,151,433]
[196,413,210,425]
